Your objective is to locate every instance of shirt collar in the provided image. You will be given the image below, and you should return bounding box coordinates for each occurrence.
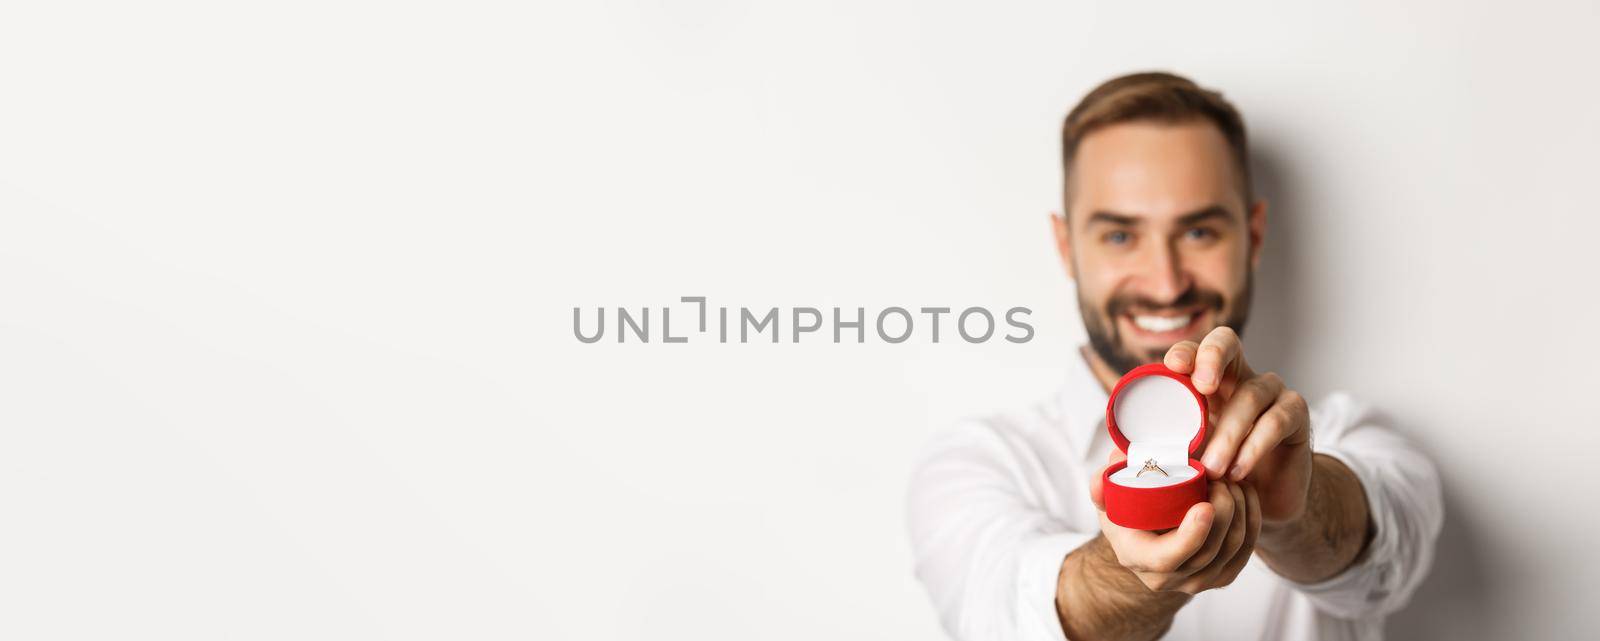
[1060,345,1111,461]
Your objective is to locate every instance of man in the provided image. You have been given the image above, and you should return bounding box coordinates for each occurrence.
[906,72,1442,640]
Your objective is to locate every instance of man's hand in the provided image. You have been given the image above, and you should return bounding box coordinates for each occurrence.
[1162,327,1312,524]
[1054,451,1262,640]
[1159,326,1372,584]
[1088,450,1262,594]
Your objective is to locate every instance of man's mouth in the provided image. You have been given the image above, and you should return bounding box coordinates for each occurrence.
[1119,308,1210,343]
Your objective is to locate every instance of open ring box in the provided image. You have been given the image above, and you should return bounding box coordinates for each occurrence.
[1101,363,1209,530]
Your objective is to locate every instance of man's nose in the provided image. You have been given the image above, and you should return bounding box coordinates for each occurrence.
[1140,242,1190,303]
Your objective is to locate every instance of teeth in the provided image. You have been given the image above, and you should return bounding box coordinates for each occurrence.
[1132,313,1193,333]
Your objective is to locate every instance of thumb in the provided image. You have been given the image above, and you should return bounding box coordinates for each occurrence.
[1150,501,1215,562]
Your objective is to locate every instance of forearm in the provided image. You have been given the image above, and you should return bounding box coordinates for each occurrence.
[1054,535,1188,641]
[1255,454,1372,583]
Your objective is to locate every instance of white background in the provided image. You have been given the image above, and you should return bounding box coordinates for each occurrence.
[2,1,1597,639]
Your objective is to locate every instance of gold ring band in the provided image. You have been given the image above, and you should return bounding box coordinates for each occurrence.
[1136,458,1168,477]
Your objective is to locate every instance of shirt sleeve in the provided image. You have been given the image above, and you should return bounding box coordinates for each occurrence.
[906,419,1095,641]
[1287,392,1444,619]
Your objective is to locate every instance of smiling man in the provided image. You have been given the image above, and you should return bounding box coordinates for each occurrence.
[907,73,1443,640]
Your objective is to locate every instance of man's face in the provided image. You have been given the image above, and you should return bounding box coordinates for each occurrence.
[1055,120,1265,375]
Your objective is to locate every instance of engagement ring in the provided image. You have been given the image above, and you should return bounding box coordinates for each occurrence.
[1136,458,1167,477]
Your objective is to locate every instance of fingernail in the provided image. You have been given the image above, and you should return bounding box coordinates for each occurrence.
[1194,373,1212,386]
[1228,465,1244,480]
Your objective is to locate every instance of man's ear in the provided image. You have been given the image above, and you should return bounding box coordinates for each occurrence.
[1051,211,1076,281]
[1247,199,1268,270]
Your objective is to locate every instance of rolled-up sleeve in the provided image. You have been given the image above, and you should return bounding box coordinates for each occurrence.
[907,419,1094,641]
[1291,393,1444,619]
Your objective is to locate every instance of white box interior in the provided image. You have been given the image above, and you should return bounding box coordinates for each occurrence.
[1108,374,1203,489]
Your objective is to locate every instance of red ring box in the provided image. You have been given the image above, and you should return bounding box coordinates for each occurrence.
[1101,363,1209,530]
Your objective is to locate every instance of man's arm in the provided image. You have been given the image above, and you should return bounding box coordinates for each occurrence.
[908,419,1257,641]
[1161,329,1443,618]
[1276,394,1443,618]
[1055,536,1188,641]
[907,419,1106,641]
[1254,454,1372,583]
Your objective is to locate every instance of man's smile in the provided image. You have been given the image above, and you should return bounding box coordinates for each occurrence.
[1118,307,1212,345]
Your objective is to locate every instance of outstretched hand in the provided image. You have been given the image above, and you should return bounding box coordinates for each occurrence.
[1089,448,1261,594]
[1162,326,1313,523]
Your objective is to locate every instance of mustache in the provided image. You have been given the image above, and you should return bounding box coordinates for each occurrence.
[1105,287,1225,318]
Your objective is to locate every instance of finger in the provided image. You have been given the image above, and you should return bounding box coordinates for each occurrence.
[1229,389,1309,481]
[1191,327,1242,395]
[1164,340,1200,374]
[1175,480,1239,574]
[1200,373,1284,478]
[1212,482,1262,587]
[1181,482,1252,592]
[1213,482,1249,567]
[1212,348,1256,402]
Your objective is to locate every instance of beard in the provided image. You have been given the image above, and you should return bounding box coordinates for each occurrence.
[1080,272,1253,376]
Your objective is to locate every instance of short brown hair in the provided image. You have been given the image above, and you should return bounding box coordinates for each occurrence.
[1061,71,1252,202]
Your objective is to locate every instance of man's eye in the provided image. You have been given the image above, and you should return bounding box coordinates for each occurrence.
[1184,228,1215,241]
[1105,230,1132,245]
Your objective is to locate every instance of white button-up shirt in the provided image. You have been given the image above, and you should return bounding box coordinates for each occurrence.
[907,348,1443,640]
